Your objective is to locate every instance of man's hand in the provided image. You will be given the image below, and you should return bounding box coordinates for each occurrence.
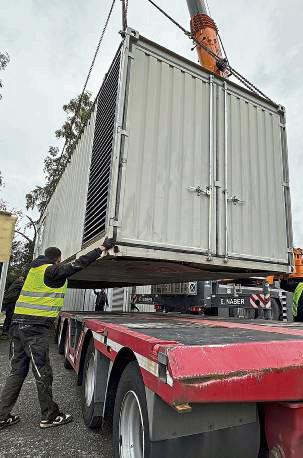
[100,237,115,252]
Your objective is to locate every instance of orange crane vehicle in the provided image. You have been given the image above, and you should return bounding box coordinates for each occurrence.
[289,248,303,278]
[267,249,303,284]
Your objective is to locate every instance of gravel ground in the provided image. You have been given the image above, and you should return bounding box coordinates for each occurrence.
[0,335,113,457]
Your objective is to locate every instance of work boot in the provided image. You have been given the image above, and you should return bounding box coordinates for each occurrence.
[40,413,73,429]
[0,414,20,430]
[0,332,9,340]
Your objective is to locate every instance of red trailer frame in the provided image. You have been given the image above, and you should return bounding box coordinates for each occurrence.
[57,311,303,458]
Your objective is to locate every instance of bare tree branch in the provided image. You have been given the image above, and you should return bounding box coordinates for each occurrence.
[15,230,33,244]
[26,214,37,241]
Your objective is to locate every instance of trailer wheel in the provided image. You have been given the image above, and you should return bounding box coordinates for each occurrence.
[113,361,151,458]
[81,339,102,428]
[58,321,67,355]
[63,333,72,370]
[271,298,282,321]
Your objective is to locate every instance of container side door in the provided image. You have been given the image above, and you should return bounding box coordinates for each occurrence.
[217,84,289,264]
[116,43,216,255]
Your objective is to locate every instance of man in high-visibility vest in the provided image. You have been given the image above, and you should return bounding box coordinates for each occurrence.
[0,238,115,431]
[292,282,303,321]
[280,279,303,322]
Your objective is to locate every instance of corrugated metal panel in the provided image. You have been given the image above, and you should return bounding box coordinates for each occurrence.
[36,31,292,283]
[111,287,126,311]
[63,288,96,312]
[136,304,155,313]
[117,43,215,255]
[216,84,288,263]
[83,49,122,244]
[114,34,291,267]
[36,107,97,259]
[135,285,151,295]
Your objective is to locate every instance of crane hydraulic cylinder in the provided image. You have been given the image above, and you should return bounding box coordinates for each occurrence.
[186,0,225,76]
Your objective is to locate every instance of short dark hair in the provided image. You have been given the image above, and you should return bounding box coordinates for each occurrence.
[44,247,61,262]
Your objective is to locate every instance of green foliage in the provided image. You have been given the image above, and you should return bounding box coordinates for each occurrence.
[0,51,10,100]
[26,91,93,214]
[55,91,93,154]
[1,91,93,288]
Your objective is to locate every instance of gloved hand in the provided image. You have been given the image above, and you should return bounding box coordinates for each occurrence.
[101,237,115,251]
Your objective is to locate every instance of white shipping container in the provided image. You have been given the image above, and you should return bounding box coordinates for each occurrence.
[36,29,293,288]
[63,288,96,312]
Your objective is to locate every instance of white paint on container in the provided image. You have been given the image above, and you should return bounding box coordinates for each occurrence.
[63,288,96,312]
[36,106,97,260]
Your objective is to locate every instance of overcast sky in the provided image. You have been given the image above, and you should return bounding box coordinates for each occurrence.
[0,0,302,245]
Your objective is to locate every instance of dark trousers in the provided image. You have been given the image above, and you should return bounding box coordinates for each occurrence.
[0,323,60,421]
[2,303,15,333]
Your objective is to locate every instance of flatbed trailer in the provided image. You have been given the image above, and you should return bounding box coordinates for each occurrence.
[57,311,303,458]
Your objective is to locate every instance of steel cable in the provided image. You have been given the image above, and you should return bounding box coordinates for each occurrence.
[40,0,116,215]
[145,0,275,104]
[59,0,117,163]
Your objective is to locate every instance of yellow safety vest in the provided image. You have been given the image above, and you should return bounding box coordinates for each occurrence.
[293,283,303,318]
[15,264,67,319]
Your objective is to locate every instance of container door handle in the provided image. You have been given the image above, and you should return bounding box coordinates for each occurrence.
[227,195,246,205]
[187,185,212,197]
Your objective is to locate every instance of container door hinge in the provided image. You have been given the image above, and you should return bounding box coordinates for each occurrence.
[283,182,290,188]
[109,218,121,228]
[117,126,129,137]
[207,251,213,262]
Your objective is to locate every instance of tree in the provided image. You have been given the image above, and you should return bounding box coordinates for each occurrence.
[26,91,93,214]
[1,91,93,286]
[0,51,10,100]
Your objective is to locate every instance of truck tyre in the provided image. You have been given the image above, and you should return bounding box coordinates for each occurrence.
[81,339,102,428]
[113,361,151,458]
[64,333,72,370]
[271,298,282,321]
[58,321,67,355]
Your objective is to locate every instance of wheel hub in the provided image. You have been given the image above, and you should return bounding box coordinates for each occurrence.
[85,353,95,407]
[119,390,144,458]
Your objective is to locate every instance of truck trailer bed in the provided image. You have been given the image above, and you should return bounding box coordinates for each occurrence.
[60,311,303,406]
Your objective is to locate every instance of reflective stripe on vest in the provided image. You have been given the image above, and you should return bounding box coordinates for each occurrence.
[15,264,67,319]
[16,302,62,312]
[20,290,65,299]
[293,283,303,317]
